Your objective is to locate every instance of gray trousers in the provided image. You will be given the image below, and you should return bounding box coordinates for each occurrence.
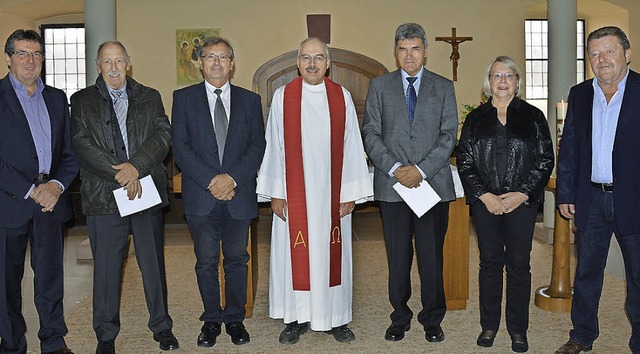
[87,208,172,341]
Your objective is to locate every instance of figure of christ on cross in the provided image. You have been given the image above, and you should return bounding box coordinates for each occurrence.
[435,27,473,81]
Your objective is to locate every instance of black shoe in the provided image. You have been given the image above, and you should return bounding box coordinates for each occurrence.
[511,333,529,353]
[197,322,221,347]
[153,329,179,351]
[384,323,411,341]
[555,339,593,353]
[43,347,74,354]
[477,329,497,347]
[325,324,356,342]
[425,325,445,342]
[279,321,310,344]
[226,322,250,345]
[95,340,115,354]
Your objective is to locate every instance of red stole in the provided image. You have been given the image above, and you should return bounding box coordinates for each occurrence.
[283,76,346,291]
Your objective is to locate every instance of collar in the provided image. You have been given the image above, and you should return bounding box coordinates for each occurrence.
[9,72,44,97]
[205,80,230,96]
[477,97,522,114]
[401,66,425,82]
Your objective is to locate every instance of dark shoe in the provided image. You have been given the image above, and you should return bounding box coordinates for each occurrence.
[477,329,497,347]
[43,347,74,354]
[279,321,310,344]
[510,333,529,353]
[153,329,179,351]
[95,340,115,354]
[226,322,250,345]
[555,339,593,354]
[384,323,411,341]
[325,324,356,342]
[197,322,222,347]
[425,325,445,342]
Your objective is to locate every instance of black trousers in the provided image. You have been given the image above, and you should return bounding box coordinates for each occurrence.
[380,201,449,328]
[185,203,251,325]
[87,208,172,341]
[471,201,538,335]
[0,211,68,354]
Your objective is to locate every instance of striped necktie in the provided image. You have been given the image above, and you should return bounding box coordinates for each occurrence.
[406,77,417,125]
[111,90,129,158]
[214,88,228,163]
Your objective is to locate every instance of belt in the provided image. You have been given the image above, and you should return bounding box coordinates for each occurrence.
[591,182,613,192]
[36,173,50,181]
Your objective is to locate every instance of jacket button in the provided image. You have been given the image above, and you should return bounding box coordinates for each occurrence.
[106,121,111,125]
[121,146,126,150]
[410,136,416,139]
[110,149,115,154]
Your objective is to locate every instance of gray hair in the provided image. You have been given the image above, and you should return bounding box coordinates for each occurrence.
[587,26,631,53]
[95,41,130,64]
[297,37,330,60]
[482,55,522,98]
[394,23,427,48]
[198,37,234,59]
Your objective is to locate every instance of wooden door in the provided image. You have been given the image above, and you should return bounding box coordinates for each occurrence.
[252,47,388,127]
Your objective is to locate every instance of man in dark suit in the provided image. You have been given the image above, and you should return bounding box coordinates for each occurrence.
[71,41,178,354]
[171,37,265,348]
[556,26,640,354]
[363,23,458,344]
[0,29,79,354]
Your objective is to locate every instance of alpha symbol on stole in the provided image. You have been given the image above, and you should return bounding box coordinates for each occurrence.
[293,230,307,248]
[331,227,341,244]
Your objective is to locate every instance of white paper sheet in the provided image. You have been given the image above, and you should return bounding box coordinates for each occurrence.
[113,175,162,217]
[393,180,441,217]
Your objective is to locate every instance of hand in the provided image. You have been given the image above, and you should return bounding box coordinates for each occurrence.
[271,198,287,221]
[125,179,142,200]
[30,182,62,212]
[394,165,422,188]
[339,201,355,218]
[112,163,140,187]
[208,174,235,201]
[558,203,575,220]
[479,193,504,215]
[499,192,528,214]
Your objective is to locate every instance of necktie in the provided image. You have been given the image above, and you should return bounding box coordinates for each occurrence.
[110,90,129,159]
[214,88,228,163]
[406,77,417,125]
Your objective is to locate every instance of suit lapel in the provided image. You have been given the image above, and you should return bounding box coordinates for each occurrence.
[391,70,410,122]
[616,70,640,138]
[0,76,38,155]
[42,86,60,155]
[194,82,218,154]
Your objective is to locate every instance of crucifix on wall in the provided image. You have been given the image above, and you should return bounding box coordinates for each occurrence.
[435,28,473,81]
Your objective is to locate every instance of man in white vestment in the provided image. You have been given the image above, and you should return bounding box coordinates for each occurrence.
[257,38,373,344]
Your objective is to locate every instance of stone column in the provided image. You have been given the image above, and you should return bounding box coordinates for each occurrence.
[544,0,577,228]
[84,0,116,86]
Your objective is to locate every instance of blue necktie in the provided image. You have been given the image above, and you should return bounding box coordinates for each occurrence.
[111,90,129,158]
[406,77,417,125]
[214,88,228,163]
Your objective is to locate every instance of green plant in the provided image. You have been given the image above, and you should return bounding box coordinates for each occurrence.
[458,103,477,141]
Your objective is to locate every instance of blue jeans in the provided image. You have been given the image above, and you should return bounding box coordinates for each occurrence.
[570,187,640,353]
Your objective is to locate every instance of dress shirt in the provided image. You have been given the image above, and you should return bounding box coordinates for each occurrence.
[9,73,64,198]
[389,67,427,179]
[591,68,628,183]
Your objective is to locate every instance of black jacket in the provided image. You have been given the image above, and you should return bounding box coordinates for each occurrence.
[456,97,554,206]
[70,76,171,215]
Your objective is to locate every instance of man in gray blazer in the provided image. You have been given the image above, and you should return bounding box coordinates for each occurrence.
[363,22,458,344]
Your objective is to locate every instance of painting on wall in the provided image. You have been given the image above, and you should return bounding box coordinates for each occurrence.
[176,28,221,85]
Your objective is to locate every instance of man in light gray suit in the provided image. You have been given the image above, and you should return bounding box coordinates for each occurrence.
[362,22,458,344]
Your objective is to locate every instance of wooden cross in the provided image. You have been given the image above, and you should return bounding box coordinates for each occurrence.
[435,28,473,81]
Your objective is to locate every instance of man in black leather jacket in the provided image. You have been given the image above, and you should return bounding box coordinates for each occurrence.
[70,41,178,354]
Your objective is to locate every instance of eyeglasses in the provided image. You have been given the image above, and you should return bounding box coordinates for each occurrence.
[490,72,517,81]
[200,53,232,62]
[12,50,44,61]
[299,54,327,64]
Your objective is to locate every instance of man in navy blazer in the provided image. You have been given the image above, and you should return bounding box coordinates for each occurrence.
[0,29,78,354]
[171,37,265,348]
[363,23,457,344]
[556,26,640,354]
